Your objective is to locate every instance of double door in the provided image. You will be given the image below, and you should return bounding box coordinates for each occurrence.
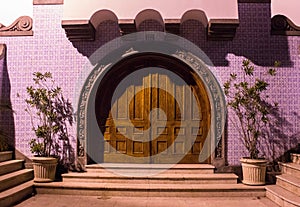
[101,68,210,164]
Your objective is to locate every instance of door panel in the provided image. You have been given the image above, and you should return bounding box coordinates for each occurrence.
[102,68,210,164]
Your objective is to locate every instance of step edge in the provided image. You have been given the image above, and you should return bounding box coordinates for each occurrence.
[62,174,238,180]
[280,162,300,170]
[0,169,34,192]
[0,151,13,155]
[34,182,264,190]
[0,169,33,181]
[86,164,216,170]
[0,160,24,167]
[276,174,300,187]
[266,185,300,206]
[0,180,34,199]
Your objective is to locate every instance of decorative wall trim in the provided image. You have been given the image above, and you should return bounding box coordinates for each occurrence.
[62,16,239,41]
[0,44,6,60]
[208,19,240,40]
[0,16,33,36]
[33,0,64,5]
[238,0,271,3]
[271,15,300,36]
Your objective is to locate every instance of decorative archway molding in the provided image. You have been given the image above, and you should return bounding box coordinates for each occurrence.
[75,32,226,167]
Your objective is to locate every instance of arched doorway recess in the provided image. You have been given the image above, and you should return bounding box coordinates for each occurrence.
[95,53,210,164]
[76,32,226,166]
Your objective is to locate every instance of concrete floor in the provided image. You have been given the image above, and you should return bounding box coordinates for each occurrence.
[15,194,279,207]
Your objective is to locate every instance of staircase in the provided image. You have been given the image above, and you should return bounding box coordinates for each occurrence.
[34,163,266,197]
[266,153,300,207]
[0,151,34,207]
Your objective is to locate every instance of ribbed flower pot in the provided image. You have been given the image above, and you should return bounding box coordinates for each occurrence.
[32,157,57,182]
[240,158,267,185]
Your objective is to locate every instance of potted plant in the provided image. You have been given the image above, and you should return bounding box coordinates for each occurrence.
[224,59,279,185]
[25,72,73,182]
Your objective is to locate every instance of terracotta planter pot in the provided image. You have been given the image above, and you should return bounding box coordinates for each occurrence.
[240,158,267,185]
[32,157,58,182]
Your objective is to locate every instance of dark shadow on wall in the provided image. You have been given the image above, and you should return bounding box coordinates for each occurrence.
[181,2,292,67]
[259,103,300,183]
[232,2,291,67]
[0,44,15,155]
[72,20,121,64]
[260,102,300,163]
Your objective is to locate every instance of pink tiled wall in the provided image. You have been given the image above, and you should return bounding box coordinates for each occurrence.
[0,3,299,165]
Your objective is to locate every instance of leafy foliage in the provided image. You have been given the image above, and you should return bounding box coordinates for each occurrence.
[224,60,279,159]
[25,72,73,157]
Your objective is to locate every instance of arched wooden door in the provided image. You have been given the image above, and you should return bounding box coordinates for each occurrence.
[95,53,211,164]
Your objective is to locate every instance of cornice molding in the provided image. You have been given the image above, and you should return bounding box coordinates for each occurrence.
[33,0,64,5]
[0,44,6,60]
[0,16,33,36]
[62,20,95,41]
[271,15,300,36]
[62,18,239,41]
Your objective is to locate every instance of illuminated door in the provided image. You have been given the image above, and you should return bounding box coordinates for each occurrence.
[96,54,211,164]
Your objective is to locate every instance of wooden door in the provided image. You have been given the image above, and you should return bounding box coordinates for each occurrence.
[101,67,210,164]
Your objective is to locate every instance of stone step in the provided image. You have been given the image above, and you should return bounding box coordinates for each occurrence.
[259,197,281,207]
[280,162,300,179]
[0,180,33,207]
[0,160,24,176]
[86,163,215,174]
[62,172,238,184]
[0,169,34,192]
[291,153,300,165]
[34,182,265,197]
[276,174,300,196]
[266,185,300,207]
[0,151,13,162]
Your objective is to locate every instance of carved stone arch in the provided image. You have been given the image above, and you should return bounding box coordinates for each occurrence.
[135,9,165,31]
